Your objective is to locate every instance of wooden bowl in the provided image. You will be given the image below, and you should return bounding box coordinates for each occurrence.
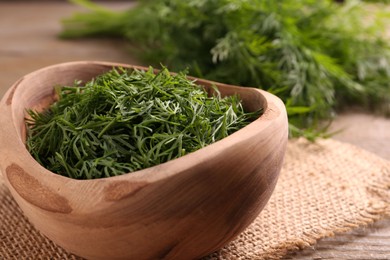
[0,61,288,259]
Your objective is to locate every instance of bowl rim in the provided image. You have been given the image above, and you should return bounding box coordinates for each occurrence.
[0,61,286,186]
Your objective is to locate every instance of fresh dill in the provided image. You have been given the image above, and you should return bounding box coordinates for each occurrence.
[26,67,261,179]
[61,0,390,139]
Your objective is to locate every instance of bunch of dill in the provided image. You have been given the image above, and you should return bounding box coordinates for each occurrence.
[26,67,259,179]
[61,0,390,139]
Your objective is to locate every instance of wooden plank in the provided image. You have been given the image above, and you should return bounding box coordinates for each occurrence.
[285,218,390,259]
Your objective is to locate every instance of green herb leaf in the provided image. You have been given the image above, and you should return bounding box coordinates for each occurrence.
[61,0,390,137]
[26,67,261,179]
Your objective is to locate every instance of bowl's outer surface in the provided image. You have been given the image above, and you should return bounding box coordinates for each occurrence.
[0,61,288,260]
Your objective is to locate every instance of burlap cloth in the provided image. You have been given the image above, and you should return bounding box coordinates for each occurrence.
[1,138,390,259]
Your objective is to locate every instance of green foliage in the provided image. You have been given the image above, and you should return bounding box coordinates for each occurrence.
[62,0,390,137]
[26,67,259,179]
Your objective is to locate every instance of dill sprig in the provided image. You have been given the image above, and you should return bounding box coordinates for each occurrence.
[26,67,260,180]
[61,0,390,139]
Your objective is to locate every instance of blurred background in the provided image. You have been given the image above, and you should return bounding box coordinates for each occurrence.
[0,1,137,99]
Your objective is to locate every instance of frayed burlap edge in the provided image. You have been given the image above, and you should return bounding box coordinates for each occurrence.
[270,161,390,259]
[206,138,390,259]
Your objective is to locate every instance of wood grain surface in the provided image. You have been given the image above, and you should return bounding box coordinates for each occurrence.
[0,2,389,259]
[284,218,390,259]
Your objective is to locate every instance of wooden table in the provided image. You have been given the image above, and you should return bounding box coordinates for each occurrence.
[1,2,389,259]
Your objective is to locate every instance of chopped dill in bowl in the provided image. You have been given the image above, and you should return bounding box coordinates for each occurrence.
[26,67,262,179]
